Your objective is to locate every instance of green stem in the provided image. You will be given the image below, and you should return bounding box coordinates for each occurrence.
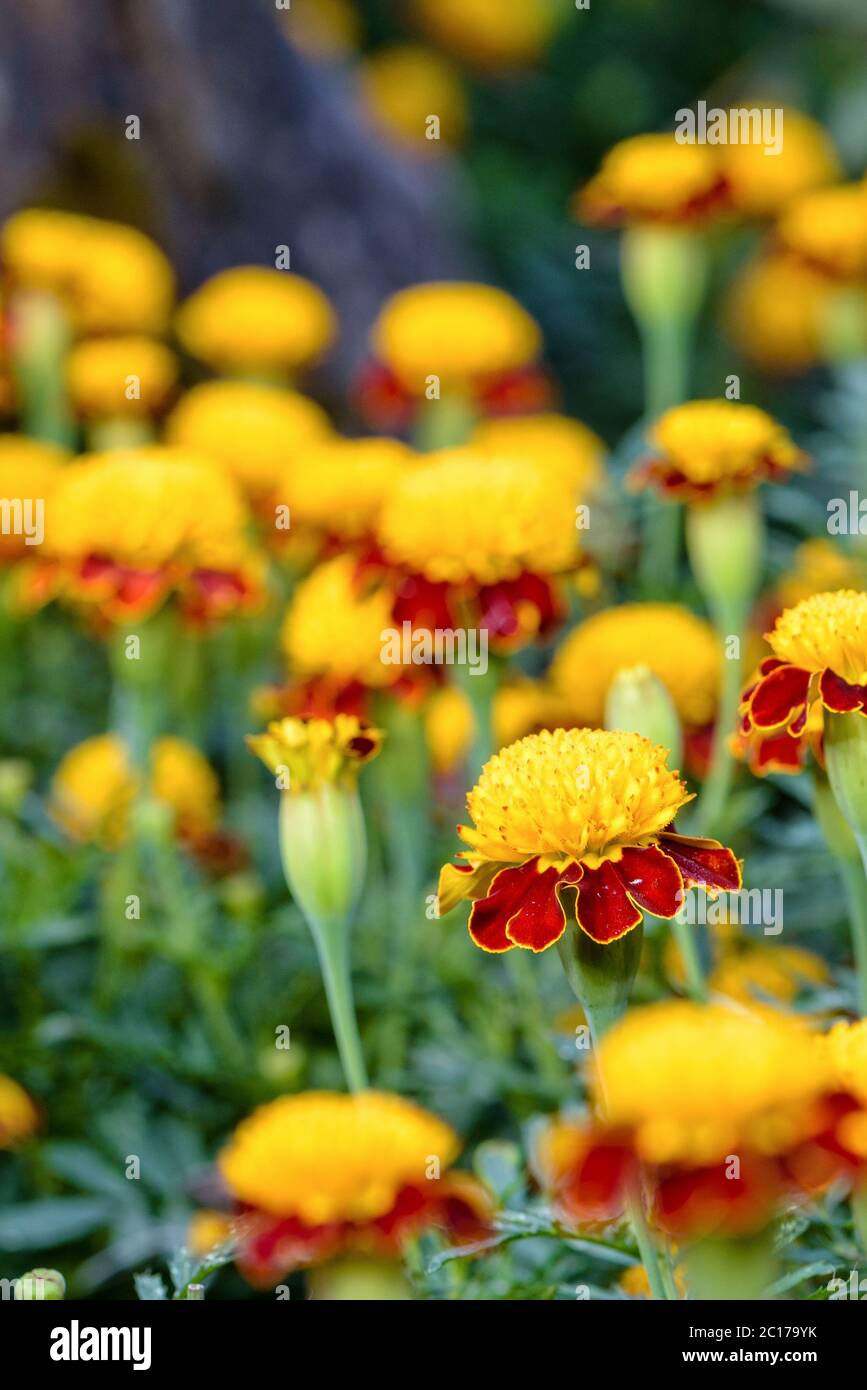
[669,915,708,1001]
[309,916,368,1092]
[411,391,477,452]
[837,855,867,1016]
[626,1188,670,1301]
[87,418,155,451]
[11,289,77,447]
[455,656,500,784]
[694,609,745,840]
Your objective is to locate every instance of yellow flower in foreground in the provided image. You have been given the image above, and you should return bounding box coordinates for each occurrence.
[724,254,832,375]
[594,1002,829,1165]
[721,108,840,218]
[635,399,804,501]
[247,714,382,791]
[176,266,336,374]
[550,604,721,729]
[288,437,416,542]
[67,336,178,417]
[377,447,577,584]
[282,555,396,689]
[371,282,541,393]
[50,734,221,848]
[166,380,332,503]
[577,134,727,226]
[359,45,466,149]
[765,590,867,685]
[471,412,606,493]
[0,1075,39,1147]
[0,437,67,562]
[827,1019,867,1106]
[777,183,867,281]
[412,0,559,69]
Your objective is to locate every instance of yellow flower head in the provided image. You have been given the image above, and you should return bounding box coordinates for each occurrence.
[247,714,383,791]
[166,380,332,503]
[67,336,178,417]
[577,134,726,226]
[0,436,67,562]
[176,266,336,373]
[377,447,578,585]
[371,282,541,393]
[50,734,220,849]
[724,254,831,375]
[594,1001,830,1165]
[638,399,804,501]
[550,604,721,729]
[766,590,867,685]
[282,555,396,688]
[775,539,865,612]
[219,1090,459,1224]
[289,437,416,541]
[360,45,466,149]
[471,413,606,494]
[187,1211,233,1257]
[457,728,691,869]
[425,678,567,776]
[777,183,867,281]
[709,944,829,1007]
[2,208,93,294]
[827,1019,867,1106]
[0,1075,39,1147]
[424,686,476,775]
[412,0,559,69]
[721,108,840,218]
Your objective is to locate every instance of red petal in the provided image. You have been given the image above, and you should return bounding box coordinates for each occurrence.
[468,858,565,954]
[659,832,742,893]
[819,667,867,714]
[614,845,684,919]
[748,663,811,730]
[751,730,806,775]
[559,1139,634,1225]
[574,860,643,944]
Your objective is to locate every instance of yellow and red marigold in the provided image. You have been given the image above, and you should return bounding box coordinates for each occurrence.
[737,590,867,774]
[216,1090,490,1283]
[577,134,729,228]
[437,728,740,950]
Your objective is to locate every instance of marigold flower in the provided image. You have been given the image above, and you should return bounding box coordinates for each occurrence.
[359,45,466,149]
[776,183,867,282]
[67,336,178,417]
[2,208,93,294]
[550,604,721,732]
[165,380,332,505]
[471,412,606,494]
[424,679,568,776]
[49,733,221,849]
[437,728,740,950]
[28,447,264,625]
[218,1090,490,1283]
[632,399,805,503]
[411,0,558,69]
[288,437,416,544]
[282,554,398,692]
[724,254,832,375]
[0,436,67,563]
[175,266,336,374]
[187,1211,234,1257]
[721,109,840,219]
[0,1075,39,1147]
[247,714,382,792]
[775,539,866,614]
[827,1020,867,1108]
[577,135,728,227]
[708,943,830,1006]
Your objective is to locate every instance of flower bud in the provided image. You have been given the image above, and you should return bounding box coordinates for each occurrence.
[620,226,708,328]
[686,491,764,621]
[605,665,682,769]
[15,1268,65,1300]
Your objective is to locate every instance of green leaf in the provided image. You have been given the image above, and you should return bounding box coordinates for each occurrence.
[134,1272,169,1301]
[0,1197,114,1250]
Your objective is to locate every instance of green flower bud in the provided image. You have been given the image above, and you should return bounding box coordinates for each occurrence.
[15,1268,65,1300]
[605,665,683,769]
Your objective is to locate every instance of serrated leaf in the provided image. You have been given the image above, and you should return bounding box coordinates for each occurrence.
[0,1197,114,1249]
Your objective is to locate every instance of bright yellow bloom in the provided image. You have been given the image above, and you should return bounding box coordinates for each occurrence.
[67,336,178,417]
[775,540,865,612]
[359,45,466,149]
[175,266,336,374]
[166,380,332,502]
[471,412,606,494]
[777,183,867,281]
[377,447,578,585]
[219,1090,458,1224]
[457,728,691,870]
[709,944,829,1006]
[2,208,93,294]
[247,714,382,791]
[0,437,67,562]
[721,109,840,218]
[826,1019,867,1106]
[50,734,220,848]
[425,678,568,776]
[551,604,721,729]
[288,437,415,541]
[282,555,395,688]
[371,282,541,393]
[425,686,476,775]
[412,0,559,69]
[594,1002,830,1165]
[0,1075,39,1147]
[578,134,726,226]
[724,254,832,375]
[187,1211,233,1257]
[767,590,867,684]
[639,399,804,500]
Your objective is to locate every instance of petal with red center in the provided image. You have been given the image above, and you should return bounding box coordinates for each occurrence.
[659,832,742,894]
[467,860,540,953]
[614,845,684,919]
[819,667,867,715]
[503,863,568,952]
[437,859,501,916]
[574,860,643,944]
[748,663,811,731]
[750,730,806,776]
[559,1139,634,1225]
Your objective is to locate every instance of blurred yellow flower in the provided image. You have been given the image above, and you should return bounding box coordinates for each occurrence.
[767,589,867,685]
[709,944,829,1006]
[0,436,67,563]
[288,436,415,543]
[50,734,221,848]
[775,539,866,612]
[724,254,832,374]
[424,677,567,776]
[176,266,336,374]
[827,1019,867,1106]
[67,336,178,417]
[187,1210,233,1257]
[471,412,606,494]
[247,714,382,791]
[359,44,466,150]
[635,399,804,501]
[371,282,541,394]
[777,183,867,281]
[578,134,727,226]
[166,380,332,504]
[412,0,559,69]
[721,108,840,218]
[550,603,721,729]
[282,555,396,689]
[0,1075,39,1147]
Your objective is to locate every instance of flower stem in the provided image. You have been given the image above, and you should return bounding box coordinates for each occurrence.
[626,1187,670,1301]
[309,915,368,1092]
[11,289,77,447]
[670,915,708,1001]
[693,615,744,840]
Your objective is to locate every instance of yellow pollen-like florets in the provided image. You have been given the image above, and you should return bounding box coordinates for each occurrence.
[219,1091,459,1225]
[247,714,383,791]
[175,266,336,373]
[648,399,802,489]
[766,590,867,685]
[457,727,692,868]
[282,555,396,687]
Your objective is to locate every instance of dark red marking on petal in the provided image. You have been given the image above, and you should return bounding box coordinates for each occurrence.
[658,832,742,893]
[748,663,811,731]
[574,860,643,944]
[819,667,867,714]
[614,845,684,919]
[467,859,542,953]
[503,863,568,952]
